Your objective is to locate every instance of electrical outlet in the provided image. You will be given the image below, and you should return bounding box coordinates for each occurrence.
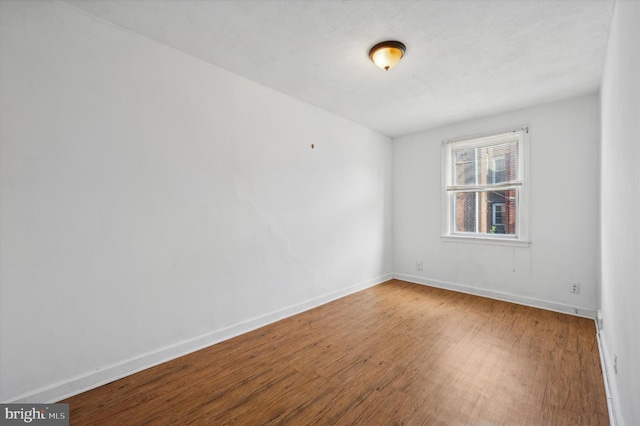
[614,353,618,374]
[416,261,423,271]
[569,283,580,294]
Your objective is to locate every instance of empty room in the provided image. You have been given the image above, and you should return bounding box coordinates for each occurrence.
[1,0,638,425]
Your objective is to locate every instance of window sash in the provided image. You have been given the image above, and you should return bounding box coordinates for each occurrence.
[449,188,520,236]
[448,139,521,188]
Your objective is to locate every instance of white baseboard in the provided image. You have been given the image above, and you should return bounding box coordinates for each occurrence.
[5,273,392,404]
[393,273,597,319]
[596,326,619,426]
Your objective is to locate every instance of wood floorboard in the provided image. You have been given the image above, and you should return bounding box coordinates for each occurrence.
[62,279,609,425]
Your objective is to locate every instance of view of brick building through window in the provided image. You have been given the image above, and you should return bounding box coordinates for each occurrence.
[453,141,518,234]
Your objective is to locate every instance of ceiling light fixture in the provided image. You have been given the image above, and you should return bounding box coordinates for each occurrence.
[369,41,406,71]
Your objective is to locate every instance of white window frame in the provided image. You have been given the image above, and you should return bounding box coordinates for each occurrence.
[441,126,530,247]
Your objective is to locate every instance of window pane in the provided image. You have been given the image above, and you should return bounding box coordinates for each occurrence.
[455,192,477,232]
[453,141,518,186]
[454,190,517,235]
[454,149,478,185]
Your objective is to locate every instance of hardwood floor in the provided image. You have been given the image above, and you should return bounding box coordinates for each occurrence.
[62,280,609,425]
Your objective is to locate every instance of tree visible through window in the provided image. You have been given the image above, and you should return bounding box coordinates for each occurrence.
[443,128,528,241]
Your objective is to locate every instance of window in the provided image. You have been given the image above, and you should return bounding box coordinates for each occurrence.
[442,127,529,245]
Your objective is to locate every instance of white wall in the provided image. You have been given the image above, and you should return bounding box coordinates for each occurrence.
[0,0,392,402]
[393,94,600,316]
[600,1,640,424]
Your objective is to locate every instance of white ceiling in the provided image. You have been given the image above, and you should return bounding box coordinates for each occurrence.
[64,0,615,138]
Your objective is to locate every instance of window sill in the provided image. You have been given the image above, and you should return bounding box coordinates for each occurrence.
[441,235,531,247]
